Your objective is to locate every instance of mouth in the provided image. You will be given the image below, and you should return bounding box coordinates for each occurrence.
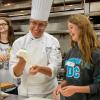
[34,31,39,33]
[0,29,4,32]
[70,33,75,37]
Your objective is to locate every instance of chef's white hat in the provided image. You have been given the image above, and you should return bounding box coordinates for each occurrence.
[31,0,53,21]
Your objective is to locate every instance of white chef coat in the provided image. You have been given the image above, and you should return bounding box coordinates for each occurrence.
[9,32,62,97]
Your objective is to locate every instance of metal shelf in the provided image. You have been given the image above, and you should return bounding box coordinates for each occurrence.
[89,11,100,16]
[9,9,84,21]
[50,9,84,17]
[46,30,69,34]
[0,2,31,12]
[10,15,30,21]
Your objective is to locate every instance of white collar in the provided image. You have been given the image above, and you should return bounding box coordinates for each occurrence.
[28,31,44,40]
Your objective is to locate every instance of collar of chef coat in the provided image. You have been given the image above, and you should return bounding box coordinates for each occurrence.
[28,31,44,40]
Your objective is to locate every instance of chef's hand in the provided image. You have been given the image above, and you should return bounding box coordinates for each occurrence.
[53,85,61,100]
[60,85,77,97]
[29,65,39,75]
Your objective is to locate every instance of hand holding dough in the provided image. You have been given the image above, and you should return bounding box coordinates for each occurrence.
[16,49,29,62]
[16,49,32,74]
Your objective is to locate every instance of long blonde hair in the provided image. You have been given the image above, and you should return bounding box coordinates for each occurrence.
[67,14,100,63]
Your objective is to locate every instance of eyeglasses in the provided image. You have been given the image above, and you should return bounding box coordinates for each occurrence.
[30,21,47,30]
[0,23,8,26]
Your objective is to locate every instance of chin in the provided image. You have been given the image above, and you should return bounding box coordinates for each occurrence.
[72,37,75,41]
[72,38,77,42]
[34,34,42,38]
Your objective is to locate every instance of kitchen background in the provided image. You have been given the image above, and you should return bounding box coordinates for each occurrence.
[0,0,100,81]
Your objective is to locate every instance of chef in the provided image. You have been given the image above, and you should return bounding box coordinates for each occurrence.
[9,0,62,99]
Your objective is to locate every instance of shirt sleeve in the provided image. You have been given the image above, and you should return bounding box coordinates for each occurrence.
[9,39,23,79]
[47,38,62,78]
[89,48,100,94]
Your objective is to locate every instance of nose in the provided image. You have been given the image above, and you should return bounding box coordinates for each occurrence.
[68,29,71,33]
[34,25,39,30]
[0,25,3,27]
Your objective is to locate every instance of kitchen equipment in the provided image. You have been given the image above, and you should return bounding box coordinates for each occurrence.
[24,97,52,100]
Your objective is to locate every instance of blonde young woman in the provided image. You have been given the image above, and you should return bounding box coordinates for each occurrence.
[53,14,100,100]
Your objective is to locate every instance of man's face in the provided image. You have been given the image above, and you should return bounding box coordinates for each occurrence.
[29,19,48,38]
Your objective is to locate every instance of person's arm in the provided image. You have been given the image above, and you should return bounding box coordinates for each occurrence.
[13,57,26,77]
[61,85,90,93]
[30,38,62,77]
[47,38,62,77]
[89,49,100,94]
[38,66,52,77]
[29,65,52,77]
[9,38,26,78]
[60,85,90,97]
[75,86,90,93]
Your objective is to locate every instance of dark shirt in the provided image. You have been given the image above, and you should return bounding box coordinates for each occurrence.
[63,46,100,100]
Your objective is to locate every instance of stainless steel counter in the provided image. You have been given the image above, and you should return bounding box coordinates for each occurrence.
[4,95,52,100]
[4,94,26,100]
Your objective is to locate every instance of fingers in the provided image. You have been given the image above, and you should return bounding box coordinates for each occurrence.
[61,86,68,93]
[53,91,58,100]
[62,86,67,90]
[29,66,38,75]
[61,86,75,97]
[53,85,61,100]
[0,55,8,61]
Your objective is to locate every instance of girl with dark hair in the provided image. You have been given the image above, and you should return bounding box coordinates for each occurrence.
[0,17,15,62]
[0,17,17,95]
